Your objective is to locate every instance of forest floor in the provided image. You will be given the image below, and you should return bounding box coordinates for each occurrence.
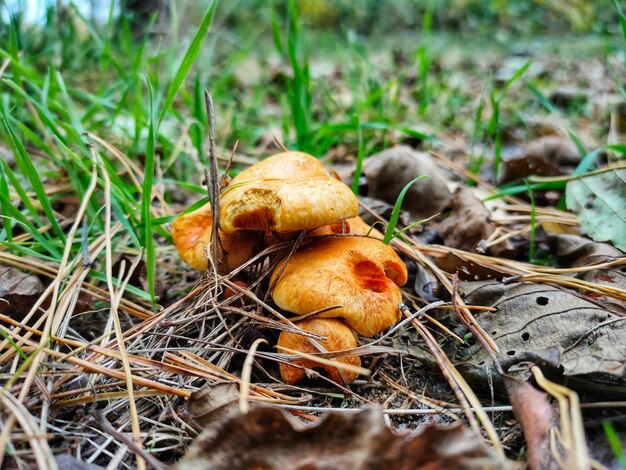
[0,2,625,468]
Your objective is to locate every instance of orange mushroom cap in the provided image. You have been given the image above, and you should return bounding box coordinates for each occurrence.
[231,151,330,181]
[271,237,408,337]
[171,203,260,273]
[277,318,361,385]
[220,152,358,234]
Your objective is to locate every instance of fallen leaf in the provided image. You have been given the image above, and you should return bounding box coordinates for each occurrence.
[433,251,509,281]
[0,266,45,317]
[503,375,558,470]
[177,405,515,470]
[550,234,626,313]
[566,167,626,251]
[412,262,441,301]
[457,281,626,381]
[438,187,514,257]
[360,146,453,220]
[551,234,625,268]
[187,383,241,433]
[500,136,581,184]
[359,195,410,228]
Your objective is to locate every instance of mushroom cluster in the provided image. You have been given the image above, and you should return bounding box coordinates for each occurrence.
[172,151,407,385]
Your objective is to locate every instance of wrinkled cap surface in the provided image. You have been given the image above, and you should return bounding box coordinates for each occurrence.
[231,151,330,182]
[220,152,358,233]
[277,318,360,385]
[271,237,408,336]
[172,203,259,273]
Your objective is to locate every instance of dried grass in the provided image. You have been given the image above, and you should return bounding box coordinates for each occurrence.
[1,145,624,468]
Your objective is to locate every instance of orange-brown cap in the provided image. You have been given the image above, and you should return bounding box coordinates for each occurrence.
[219,152,358,233]
[231,151,329,182]
[171,203,260,273]
[277,318,361,385]
[271,237,408,337]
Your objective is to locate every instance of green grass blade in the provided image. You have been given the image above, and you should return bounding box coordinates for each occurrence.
[0,190,62,258]
[0,103,65,241]
[0,324,29,361]
[0,163,13,242]
[527,83,559,114]
[525,181,537,262]
[610,0,626,43]
[142,77,157,305]
[351,116,364,195]
[607,144,626,156]
[603,421,626,468]
[500,60,531,96]
[383,176,429,245]
[158,0,218,128]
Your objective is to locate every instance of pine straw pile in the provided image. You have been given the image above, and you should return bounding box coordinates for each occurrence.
[1,145,625,469]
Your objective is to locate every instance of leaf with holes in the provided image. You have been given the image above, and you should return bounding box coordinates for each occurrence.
[565,167,626,251]
[456,281,626,382]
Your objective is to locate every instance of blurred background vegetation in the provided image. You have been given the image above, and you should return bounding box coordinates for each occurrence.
[0,0,623,223]
[0,0,622,159]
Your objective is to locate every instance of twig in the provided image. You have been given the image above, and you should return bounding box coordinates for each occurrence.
[239,338,269,414]
[92,409,167,470]
[204,90,221,274]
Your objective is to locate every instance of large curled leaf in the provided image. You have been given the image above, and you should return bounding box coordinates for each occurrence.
[566,168,626,250]
[457,281,626,381]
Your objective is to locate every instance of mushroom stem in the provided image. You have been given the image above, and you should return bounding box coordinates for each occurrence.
[277,318,362,385]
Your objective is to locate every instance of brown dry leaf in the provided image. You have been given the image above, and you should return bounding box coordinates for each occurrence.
[177,405,515,470]
[551,234,626,313]
[433,251,509,281]
[413,262,441,301]
[579,268,626,314]
[187,383,241,433]
[503,375,558,470]
[438,187,514,257]
[360,146,453,220]
[551,234,625,268]
[499,136,581,184]
[0,265,45,316]
[457,281,626,381]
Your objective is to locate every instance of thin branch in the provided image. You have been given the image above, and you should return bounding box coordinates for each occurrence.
[204,90,221,274]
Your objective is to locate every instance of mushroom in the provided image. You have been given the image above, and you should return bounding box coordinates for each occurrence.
[219,152,358,234]
[171,203,260,273]
[277,318,360,385]
[271,237,408,337]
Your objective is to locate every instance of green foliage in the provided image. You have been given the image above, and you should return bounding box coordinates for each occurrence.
[158,0,218,127]
[603,421,626,468]
[383,176,429,245]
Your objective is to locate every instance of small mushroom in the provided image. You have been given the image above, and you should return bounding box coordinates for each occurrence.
[277,318,360,385]
[220,152,358,233]
[171,203,260,273]
[271,237,408,337]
